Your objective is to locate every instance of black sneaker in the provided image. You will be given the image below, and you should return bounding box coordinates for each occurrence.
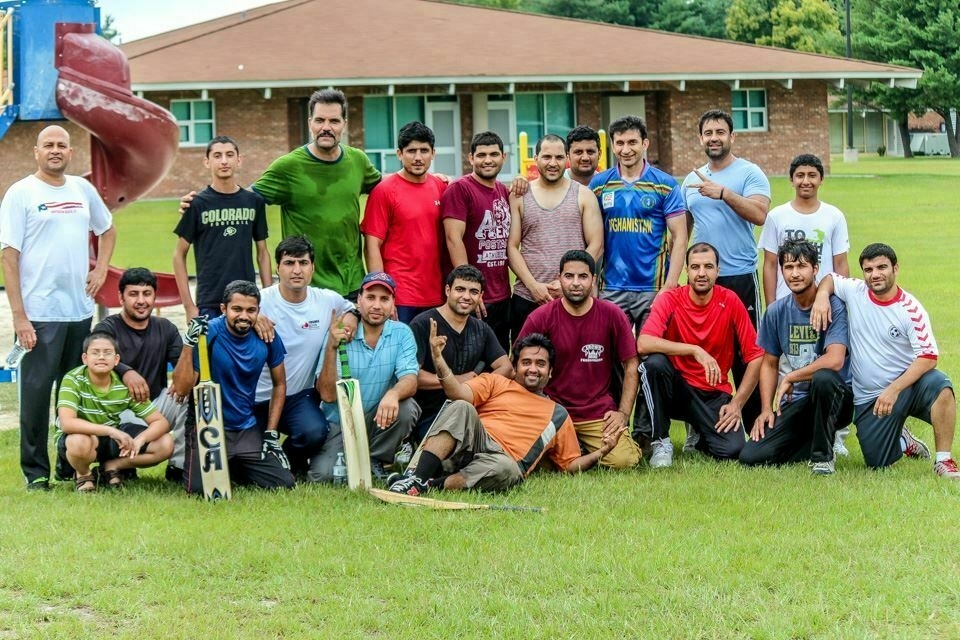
[26,477,51,492]
[385,469,413,489]
[388,474,429,496]
[165,465,184,483]
[370,461,392,484]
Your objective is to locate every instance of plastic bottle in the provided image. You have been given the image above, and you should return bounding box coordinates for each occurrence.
[394,442,413,470]
[5,341,29,368]
[332,452,348,486]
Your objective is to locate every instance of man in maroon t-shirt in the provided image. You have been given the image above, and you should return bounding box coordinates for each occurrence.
[637,242,762,467]
[441,131,512,351]
[518,250,639,468]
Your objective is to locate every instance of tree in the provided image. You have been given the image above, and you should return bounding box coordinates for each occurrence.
[853,0,960,157]
[726,0,841,53]
[100,14,120,44]
[650,0,731,39]
[531,0,635,25]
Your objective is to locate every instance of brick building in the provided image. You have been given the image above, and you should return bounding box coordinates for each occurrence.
[1,0,920,196]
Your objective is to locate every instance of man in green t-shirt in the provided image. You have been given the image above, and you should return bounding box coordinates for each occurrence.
[253,89,381,296]
[181,89,381,298]
[55,332,173,492]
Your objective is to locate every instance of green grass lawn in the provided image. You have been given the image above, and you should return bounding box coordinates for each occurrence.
[0,157,959,638]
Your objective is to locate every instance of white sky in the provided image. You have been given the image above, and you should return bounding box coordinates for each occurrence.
[97,0,285,43]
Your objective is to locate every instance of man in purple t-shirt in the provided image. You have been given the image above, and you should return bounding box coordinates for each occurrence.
[517,250,641,468]
[441,131,512,351]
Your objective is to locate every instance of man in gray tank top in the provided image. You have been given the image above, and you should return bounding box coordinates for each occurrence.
[507,134,603,342]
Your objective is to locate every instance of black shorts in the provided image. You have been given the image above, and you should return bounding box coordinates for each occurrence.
[56,423,149,476]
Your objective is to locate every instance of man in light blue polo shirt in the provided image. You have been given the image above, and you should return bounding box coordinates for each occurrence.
[682,108,770,439]
[313,271,420,483]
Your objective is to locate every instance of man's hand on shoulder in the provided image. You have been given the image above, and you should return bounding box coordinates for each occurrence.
[122,370,151,403]
[178,190,197,215]
[255,314,276,343]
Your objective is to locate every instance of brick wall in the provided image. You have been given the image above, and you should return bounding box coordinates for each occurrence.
[0,81,832,200]
[661,80,830,177]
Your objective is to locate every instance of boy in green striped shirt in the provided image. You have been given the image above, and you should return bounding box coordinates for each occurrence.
[55,332,173,492]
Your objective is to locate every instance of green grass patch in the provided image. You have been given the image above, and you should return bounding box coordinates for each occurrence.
[0,158,959,637]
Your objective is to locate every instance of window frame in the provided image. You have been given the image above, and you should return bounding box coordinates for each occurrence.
[170,98,216,147]
[732,89,768,133]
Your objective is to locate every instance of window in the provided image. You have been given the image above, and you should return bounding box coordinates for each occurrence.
[515,93,575,157]
[363,96,425,172]
[732,89,767,132]
[171,99,215,146]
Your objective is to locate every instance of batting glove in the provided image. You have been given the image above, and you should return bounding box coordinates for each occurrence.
[262,430,290,470]
[183,315,209,348]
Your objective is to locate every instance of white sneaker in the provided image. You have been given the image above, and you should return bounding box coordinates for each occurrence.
[649,438,674,469]
[833,427,850,457]
[683,422,700,453]
[811,459,835,475]
[933,458,960,479]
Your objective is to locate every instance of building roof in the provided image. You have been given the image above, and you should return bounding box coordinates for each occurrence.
[121,0,920,91]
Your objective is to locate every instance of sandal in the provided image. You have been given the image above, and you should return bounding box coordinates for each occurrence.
[101,468,123,489]
[75,473,96,493]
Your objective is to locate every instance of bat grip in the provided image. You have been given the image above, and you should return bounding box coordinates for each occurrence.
[338,340,351,379]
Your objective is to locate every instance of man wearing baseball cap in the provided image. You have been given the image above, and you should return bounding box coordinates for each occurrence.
[314,271,420,482]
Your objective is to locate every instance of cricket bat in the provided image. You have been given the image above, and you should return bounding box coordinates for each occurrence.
[336,342,372,490]
[369,488,544,513]
[194,333,231,500]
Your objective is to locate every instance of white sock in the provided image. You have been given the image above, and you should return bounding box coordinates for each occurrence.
[935,452,951,463]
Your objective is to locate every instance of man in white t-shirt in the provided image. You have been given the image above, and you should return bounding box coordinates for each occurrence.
[758,153,854,456]
[0,125,117,491]
[758,154,850,305]
[252,235,357,477]
[811,243,958,478]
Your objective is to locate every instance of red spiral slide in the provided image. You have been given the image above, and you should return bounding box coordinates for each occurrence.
[54,22,181,308]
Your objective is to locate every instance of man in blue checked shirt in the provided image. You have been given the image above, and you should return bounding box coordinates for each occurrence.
[314,271,420,483]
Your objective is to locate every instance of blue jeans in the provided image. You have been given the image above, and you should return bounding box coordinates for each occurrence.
[254,388,329,461]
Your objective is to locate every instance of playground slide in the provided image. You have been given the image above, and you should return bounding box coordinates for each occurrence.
[54,23,181,308]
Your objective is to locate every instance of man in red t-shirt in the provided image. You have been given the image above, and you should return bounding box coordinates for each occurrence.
[518,250,641,469]
[441,131,512,351]
[361,121,447,323]
[388,330,618,495]
[637,242,763,467]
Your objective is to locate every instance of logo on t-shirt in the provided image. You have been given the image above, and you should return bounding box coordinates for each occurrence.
[223,227,237,237]
[888,325,903,339]
[301,319,324,330]
[783,227,826,258]
[474,197,510,267]
[581,343,605,363]
[38,201,83,214]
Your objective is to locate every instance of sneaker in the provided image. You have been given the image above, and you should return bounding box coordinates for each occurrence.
[385,470,413,488]
[388,474,429,496]
[902,427,931,459]
[833,427,850,457]
[371,461,392,484]
[933,458,960,479]
[649,438,674,469]
[394,442,413,470]
[682,423,700,454]
[26,477,51,492]
[811,459,835,475]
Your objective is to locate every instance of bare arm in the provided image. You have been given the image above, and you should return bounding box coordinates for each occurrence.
[443,218,468,267]
[762,250,779,307]
[2,247,35,349]
[86,224,116,298]
[489,354,515,379]
[171,345,198,398]
[578,185,604,263]
[562,435,617,474]
[618,355,639,417]
[663,215,688,291]
[133,410,171,452]
[833,252,850,278]
[256,240,272,288]
[429,318,475,403]
[172,237,198,320]
[266,363,286,432]
[506,194,552,304]
[364,234,385,273]
[723,192,769,226]
[637,335,723,388]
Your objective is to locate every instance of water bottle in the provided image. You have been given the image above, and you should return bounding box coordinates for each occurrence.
[394,442,413,470]
[332,452,348,486]
[5,341,29,368]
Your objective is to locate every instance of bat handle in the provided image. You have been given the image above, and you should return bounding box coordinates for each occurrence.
[337,340,351,379]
